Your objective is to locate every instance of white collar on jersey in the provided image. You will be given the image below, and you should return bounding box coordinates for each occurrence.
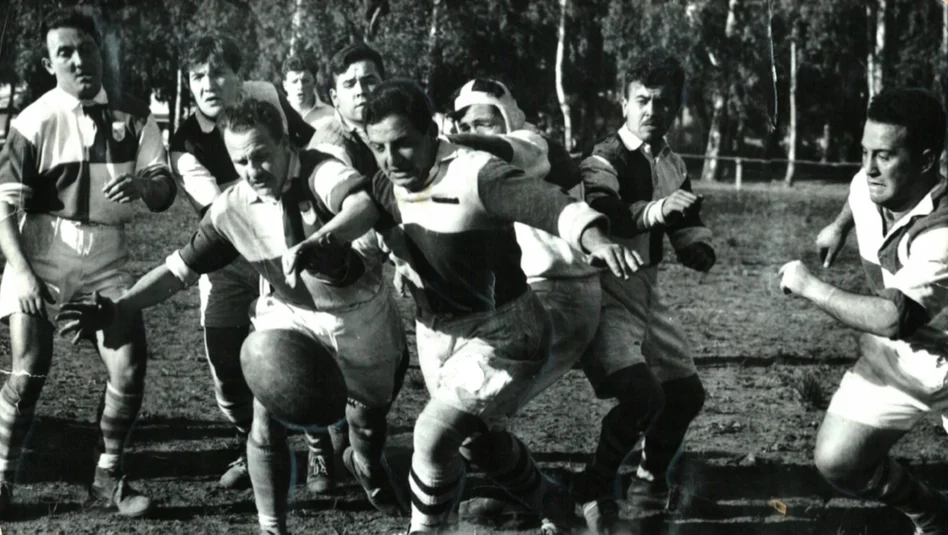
[51,86,108,110]
[618,124,669,159]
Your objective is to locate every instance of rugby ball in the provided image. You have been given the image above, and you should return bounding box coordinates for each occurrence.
[240,329,347,428]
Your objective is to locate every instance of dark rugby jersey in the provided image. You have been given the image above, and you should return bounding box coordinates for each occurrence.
[370,140,606,316]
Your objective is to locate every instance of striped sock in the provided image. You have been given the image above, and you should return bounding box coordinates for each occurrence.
[408,461,464,532]
[0,382,37,483]
[97,383,142,472]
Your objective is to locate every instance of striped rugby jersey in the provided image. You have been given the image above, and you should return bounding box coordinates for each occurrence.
[166,149,383,312]
[0,86,173,225]
[581,126,712,267]
[169,81,315,215]
[851,170,948,345]
[370,140,606,317]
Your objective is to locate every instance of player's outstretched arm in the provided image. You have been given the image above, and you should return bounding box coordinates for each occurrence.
[56,264,187,344]
[779,260,901,338]
[816,202,855,268]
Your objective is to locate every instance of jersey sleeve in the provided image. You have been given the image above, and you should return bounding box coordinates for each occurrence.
[476,157,606,251]
[882,227,948,338]
[134,115,176,211]
[665,156,712,251]
[370,170,399,231]
[165,206,241,284]
[169,141,223,215]
[308,157,368,215]
[0,127,38,210]
[579,154,649,237]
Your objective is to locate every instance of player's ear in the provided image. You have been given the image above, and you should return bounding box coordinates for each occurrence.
[919,147,938,175]
[329,87,338,108]
[42,56,54,75]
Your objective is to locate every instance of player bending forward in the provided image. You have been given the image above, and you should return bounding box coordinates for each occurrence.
[780,87,948,535]
[59,99,407,534]
[578,48,712,528]
[0,10,176,518]
[169,33,315,490]
[306,79,644,534]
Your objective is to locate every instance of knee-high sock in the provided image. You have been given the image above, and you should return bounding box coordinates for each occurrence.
[640,374,705,480]
[408,403,477,532]
[97,382,143,472]
[462,431,554,518]
[204,326,253,436]
[247,429,291,533]
[0,379,43,483]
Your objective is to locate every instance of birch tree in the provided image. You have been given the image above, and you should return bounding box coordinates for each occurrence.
[555,0,572,150]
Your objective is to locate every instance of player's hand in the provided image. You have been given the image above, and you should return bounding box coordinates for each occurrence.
[282,232,339,289]
[9,267,54,316]
[661,190,701,222]
[676,242,716,273]
[815,222,849,268]
[587,244,644,279]
[103,173,143,204]
[778,260,813,296]
[55,291,116,344]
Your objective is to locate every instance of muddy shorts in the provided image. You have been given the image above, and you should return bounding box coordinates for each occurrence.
[583,267,697,398]
[198,255,259,328]
[827,333,948,431]
[0,213,134,324]
[415,289,552,431]
[250,281,406,409]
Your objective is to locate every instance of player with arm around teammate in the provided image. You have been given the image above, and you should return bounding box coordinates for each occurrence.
[168,33,316,491]
[0,9,176,518]
[60,99,407,534]
[780,87,948,535]
[578,47,712,528]
[296,79,644,534]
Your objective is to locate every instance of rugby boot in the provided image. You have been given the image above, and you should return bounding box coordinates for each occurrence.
[627,465,670,513]
[571,469,629,535]
[306,450,334,494]
[220,453,251,490]
[343,445,407,517]
[539,479,578,535]
[89,466,153,517]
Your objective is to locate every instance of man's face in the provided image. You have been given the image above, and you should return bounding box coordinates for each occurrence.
[367,114,437,192]
[43,27,103,100]
[329,60,382,125]
[861,121,929,211]
[455,104,506,135]
[223,125,291,202]
[283,70,315,109]
[622,82,680,144]
[189,60,241,120]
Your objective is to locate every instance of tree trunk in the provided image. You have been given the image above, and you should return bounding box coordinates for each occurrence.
[941,0,947,176]
[173,67,185,135]
[555,0,572,151]
[784,35,797,186]
[701,90,725,182]
[3,81,15,139]
[425,0,442,91]
[867,0,885,98]
[290,0,304,57]
[819,121,831,163]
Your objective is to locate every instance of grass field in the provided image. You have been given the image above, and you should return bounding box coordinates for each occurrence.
[0,181,946,534]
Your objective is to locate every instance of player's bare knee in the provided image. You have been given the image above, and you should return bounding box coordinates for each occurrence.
[813,432,860,485]
[249,400,288,447]
[1,373,46,409]
[413,402,483,464]
[345,403,388,440]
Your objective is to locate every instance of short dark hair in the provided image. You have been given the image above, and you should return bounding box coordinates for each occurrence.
[282,55,312,77]
[44,9,100,47]
[217,99,286,145]
[325,43,385,93]
[364,79,434,134]
[867,88,946,157]
[623,47,685,105]
[185,34,242,74]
